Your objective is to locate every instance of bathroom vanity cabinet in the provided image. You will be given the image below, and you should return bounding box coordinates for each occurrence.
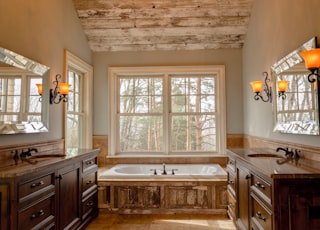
[227,148,320,230]
[0,149,99,230]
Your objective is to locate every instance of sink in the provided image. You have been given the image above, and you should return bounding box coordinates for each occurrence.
[247,153,284,159]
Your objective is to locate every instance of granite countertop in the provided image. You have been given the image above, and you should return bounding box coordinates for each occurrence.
[0,148,99,178]
[227,148,320,179]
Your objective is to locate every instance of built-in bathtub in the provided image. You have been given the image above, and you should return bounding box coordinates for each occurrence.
[98,164,228,214]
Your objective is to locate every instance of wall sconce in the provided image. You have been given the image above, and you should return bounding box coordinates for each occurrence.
[36,74,71,104]
[250,72,288,103]
[300,48,320,83]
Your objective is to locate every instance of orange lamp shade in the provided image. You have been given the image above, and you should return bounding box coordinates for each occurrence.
[250,81,263,93]
[300,48,320,69]
[277,80,288,92]
[58,83,71,95]
[36,84,43,95]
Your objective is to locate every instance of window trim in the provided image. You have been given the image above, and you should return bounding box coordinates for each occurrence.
[64,50,93,148]
[108,65,226,157]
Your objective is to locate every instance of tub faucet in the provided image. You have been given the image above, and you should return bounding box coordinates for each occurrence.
[162,163,167,175]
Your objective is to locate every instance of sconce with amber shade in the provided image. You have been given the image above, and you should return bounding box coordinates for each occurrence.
[36,74,71,104]
[300,48,320,83]
[250,72,288,103]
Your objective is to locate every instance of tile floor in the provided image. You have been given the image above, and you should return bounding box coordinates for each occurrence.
[86,213,236,230]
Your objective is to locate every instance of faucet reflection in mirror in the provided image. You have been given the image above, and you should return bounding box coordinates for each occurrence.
[36,74,71,104]
[250,72,288,103]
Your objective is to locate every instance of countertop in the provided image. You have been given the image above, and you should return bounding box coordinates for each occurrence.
[0,148,99,178]
[227,148,320,179]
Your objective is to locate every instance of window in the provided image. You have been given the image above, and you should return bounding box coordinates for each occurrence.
[64,50,93,149]
[0,70,42,122]
[109,66,226,156]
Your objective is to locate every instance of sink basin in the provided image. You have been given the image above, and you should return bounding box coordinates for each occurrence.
[247,153,284,159]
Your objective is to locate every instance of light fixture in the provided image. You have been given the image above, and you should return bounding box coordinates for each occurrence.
[36,74,71,104]
[300,48,320,83]
[250,72,272,102]
[250,72,288,103]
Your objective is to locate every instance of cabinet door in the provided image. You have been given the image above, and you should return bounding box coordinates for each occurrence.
[0,184,9,230]
[57,163,81,230]
[237,165,250,230]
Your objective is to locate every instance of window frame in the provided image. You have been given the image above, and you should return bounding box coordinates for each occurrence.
[64,50,93,149]
[108,65,226,157]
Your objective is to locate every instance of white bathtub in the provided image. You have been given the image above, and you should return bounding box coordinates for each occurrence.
[99,164,227,180]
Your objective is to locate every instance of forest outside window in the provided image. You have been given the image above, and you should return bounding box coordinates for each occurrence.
[108,66,226,156]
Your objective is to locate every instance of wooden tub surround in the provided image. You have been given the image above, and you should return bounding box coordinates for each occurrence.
[98,164,228,215]
[0,145,99,230]
[227,148,320,230]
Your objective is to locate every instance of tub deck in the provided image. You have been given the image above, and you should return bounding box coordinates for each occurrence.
[97,164,228,215]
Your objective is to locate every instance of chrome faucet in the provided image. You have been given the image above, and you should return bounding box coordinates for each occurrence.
[162,163,167,175]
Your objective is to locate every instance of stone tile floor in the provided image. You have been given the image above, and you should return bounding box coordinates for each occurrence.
[86,213,236,230]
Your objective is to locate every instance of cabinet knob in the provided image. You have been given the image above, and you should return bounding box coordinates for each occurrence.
[255,211,266,222]
[56,175,62,180]
[30,209,45,220]
[86,180,93,184]
[30,180,44,188]
[245,175,251,179]
[255,181,265,190]
[228,180,234,184]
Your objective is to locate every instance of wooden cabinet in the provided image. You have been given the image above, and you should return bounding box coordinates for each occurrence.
[0,183,10,230]
[227,149,320,230]
[227,153,273,230]
[0,149,98,230]
[56,162,81,229]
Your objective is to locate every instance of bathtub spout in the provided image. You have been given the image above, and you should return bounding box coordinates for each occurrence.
[162,163,167,175]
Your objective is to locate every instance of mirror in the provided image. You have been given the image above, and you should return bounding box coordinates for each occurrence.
[271,37,319,135]
[0,47,50,134]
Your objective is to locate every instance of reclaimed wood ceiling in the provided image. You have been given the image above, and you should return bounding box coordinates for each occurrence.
[72,0,254,52]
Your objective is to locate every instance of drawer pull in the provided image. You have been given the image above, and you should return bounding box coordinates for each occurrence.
[255,181,265,190]
[86,180,93,184]
[87,201,94,207]
[255,211,266,222]
[245,175,251,180]
[86,161,93,165]
[30,210,45,220]
[228,180,234,184]
[30,181,44,188]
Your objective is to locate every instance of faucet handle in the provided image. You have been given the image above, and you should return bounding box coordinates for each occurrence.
[150,169,157,175]
[171,169,178,175]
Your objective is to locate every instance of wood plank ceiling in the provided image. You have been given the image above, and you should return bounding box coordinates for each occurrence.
[72,0,254,52]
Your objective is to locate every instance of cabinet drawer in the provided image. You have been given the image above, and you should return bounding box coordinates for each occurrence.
[18,196,55,230]
[82,192,98,220]
[82,157,98,173]
[251,196,272,230]
[251,174,271,204]
[227,190,236,221]
[82,171,97,197]
[227,157,236,173]
[227,172,236,195]
[18,173,55,207]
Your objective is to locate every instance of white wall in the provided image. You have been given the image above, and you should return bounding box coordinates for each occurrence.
[92,49,243,136]
[243,0,320,146]
[0,0,91,146]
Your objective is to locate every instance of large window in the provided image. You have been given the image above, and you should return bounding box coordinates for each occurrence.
[64,50,93,149]
[109,66,226,156]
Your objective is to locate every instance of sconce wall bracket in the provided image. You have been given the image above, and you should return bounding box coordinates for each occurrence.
[253,72,272,103]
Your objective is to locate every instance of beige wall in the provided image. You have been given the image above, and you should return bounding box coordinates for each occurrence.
[92,49,243,136]
[0,0,92,146]
[243,0,320,147]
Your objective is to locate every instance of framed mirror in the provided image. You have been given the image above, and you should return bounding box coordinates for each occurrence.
[0,47,50,134]
[271,37,319,135]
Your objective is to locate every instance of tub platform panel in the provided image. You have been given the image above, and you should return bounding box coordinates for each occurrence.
[98,180,227,215]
